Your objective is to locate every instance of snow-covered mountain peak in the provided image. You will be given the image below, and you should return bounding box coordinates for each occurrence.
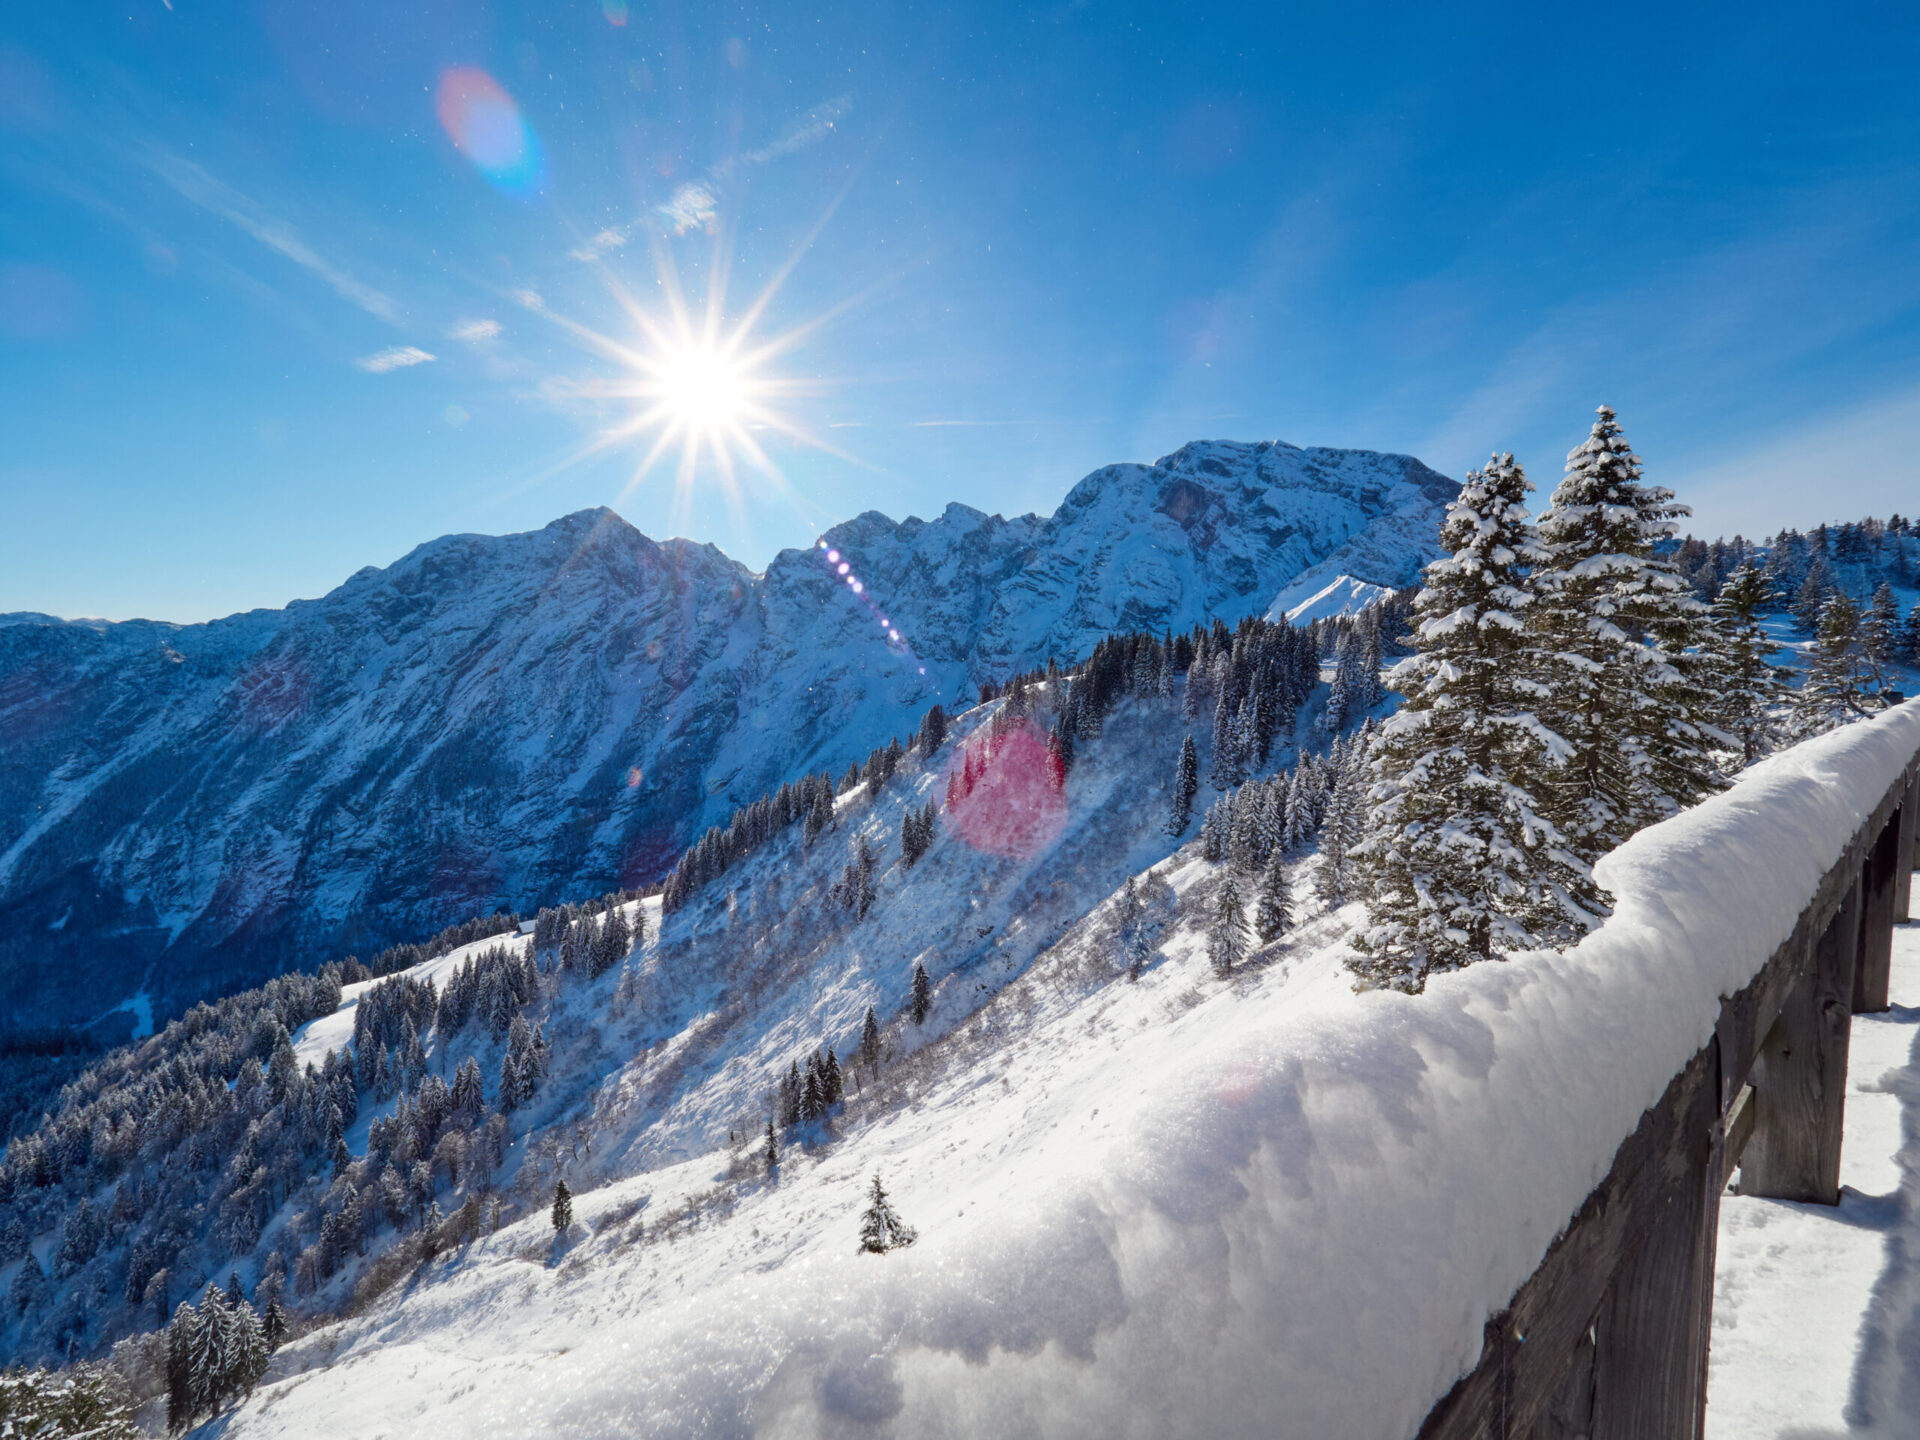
[0,435,1453,1033]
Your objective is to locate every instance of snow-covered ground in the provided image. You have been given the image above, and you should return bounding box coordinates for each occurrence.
[205,704,1920,1440]
[1706,886,1920,1438]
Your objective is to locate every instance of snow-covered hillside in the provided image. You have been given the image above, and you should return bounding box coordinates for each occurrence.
[163,678,1376,1439]
[0,437,1452,1033]
[158,690,1920,1440]
[0,619,1390,1396]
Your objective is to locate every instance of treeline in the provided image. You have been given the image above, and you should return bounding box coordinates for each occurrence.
[1673,514,1920,602]
[1345,407,1906,995]
[661,704,953,915]
[0,882,652,1366]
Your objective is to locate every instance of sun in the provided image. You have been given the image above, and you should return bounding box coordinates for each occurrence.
[650,341,750,432]
[507,216,874,537]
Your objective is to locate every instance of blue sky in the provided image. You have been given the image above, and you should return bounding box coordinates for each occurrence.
[2,0,1917,622]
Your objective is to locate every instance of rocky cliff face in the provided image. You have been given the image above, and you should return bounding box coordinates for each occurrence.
[0,438,1453,1029]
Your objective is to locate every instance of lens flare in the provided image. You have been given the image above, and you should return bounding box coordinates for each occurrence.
[435,68,545,193]
[943,721,1068,859]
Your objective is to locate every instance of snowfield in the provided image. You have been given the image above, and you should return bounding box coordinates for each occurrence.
[213,703,1920,1437]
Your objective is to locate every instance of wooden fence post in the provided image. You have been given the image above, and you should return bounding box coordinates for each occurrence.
[1588,1040,1722,1440]
[1856,812,1902,1013]
[1897,773,1917,923]
[1740,871,1862,1204]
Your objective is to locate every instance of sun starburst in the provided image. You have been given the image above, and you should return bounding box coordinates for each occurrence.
[514,217,874,539]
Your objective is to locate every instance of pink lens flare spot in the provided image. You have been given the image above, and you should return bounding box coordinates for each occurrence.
[626,766,643,789]
[435,67,544,192]
[837,562,849,575]
[942,720,1068,860]
[826,549,839,563]
[1215,1061,1265,1106]
[852,582,864,594]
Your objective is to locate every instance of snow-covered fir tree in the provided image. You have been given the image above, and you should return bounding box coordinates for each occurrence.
[1168,734,1199,835]
[908,963,932,1025]
[1862,581,1903,692]
[1253,856,1293,943]
[1706,561,1788,765]
[1313,740,1369,912]
[551,1179,573,1232]
[0,1363,137,1439]
[1350,456,1593,991]
[1530,406,1721,864]
[857,1173,917,1254]
[1207,879,1248,977]
[1792,591,1873,736]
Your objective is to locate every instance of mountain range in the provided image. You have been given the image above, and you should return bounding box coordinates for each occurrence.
[0,437,1454,1033]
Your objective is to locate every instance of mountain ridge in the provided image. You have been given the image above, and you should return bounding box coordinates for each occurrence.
[0,436,1454,1035]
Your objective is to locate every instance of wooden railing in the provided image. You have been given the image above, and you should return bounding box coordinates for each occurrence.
[1417,747,1920,1440]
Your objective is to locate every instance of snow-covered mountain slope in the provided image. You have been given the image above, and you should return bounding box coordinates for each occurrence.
[0,439,1452,1031]
[142,676,1373,1438]
[1267,573,1398,624]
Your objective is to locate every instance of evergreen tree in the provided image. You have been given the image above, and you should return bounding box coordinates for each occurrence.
[551,1179,573,1233]
[165,1300,196,1435]
[1530,406,1720,866]
[262,1298,289,1351]
[1314,757,1367,912]
[1168,735,1199,835]
[1253,856,1293,943]
[908,963,932,1025]
[763,1120,780,1178]
[1862,581,1902,692]
[1706,561,1789,765]
[1793,557,1835,632]
[861,1005,882,1074]
[1349,456,1595,989]
[0,1363,139,1439]
[1207,879,1248,977]
[1905,601,1920,668]
[187,1284,226,1417]
[228,1299,270,1403]
[1793,592,1872,735]
[857,1173,917,1254]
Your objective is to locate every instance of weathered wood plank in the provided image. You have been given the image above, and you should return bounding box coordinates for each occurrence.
[1898,773,1918,923]
[1855,811,1901,1013]
[1418,1044,1722,1440]
[1739,872,1861,1203]
[1590,1035,1722,1440]
[1416,762,1914,1440]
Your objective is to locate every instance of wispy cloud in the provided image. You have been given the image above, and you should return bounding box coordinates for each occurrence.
[568,228,630,263]
[354,345,435,373]
[742,96,852,167]
[136,146,398,322]
[452,317,501,342]
[657,183,718,237]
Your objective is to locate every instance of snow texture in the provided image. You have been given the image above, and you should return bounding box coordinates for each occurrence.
[219,705,1920,1438]
[1267,573,1397,625]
